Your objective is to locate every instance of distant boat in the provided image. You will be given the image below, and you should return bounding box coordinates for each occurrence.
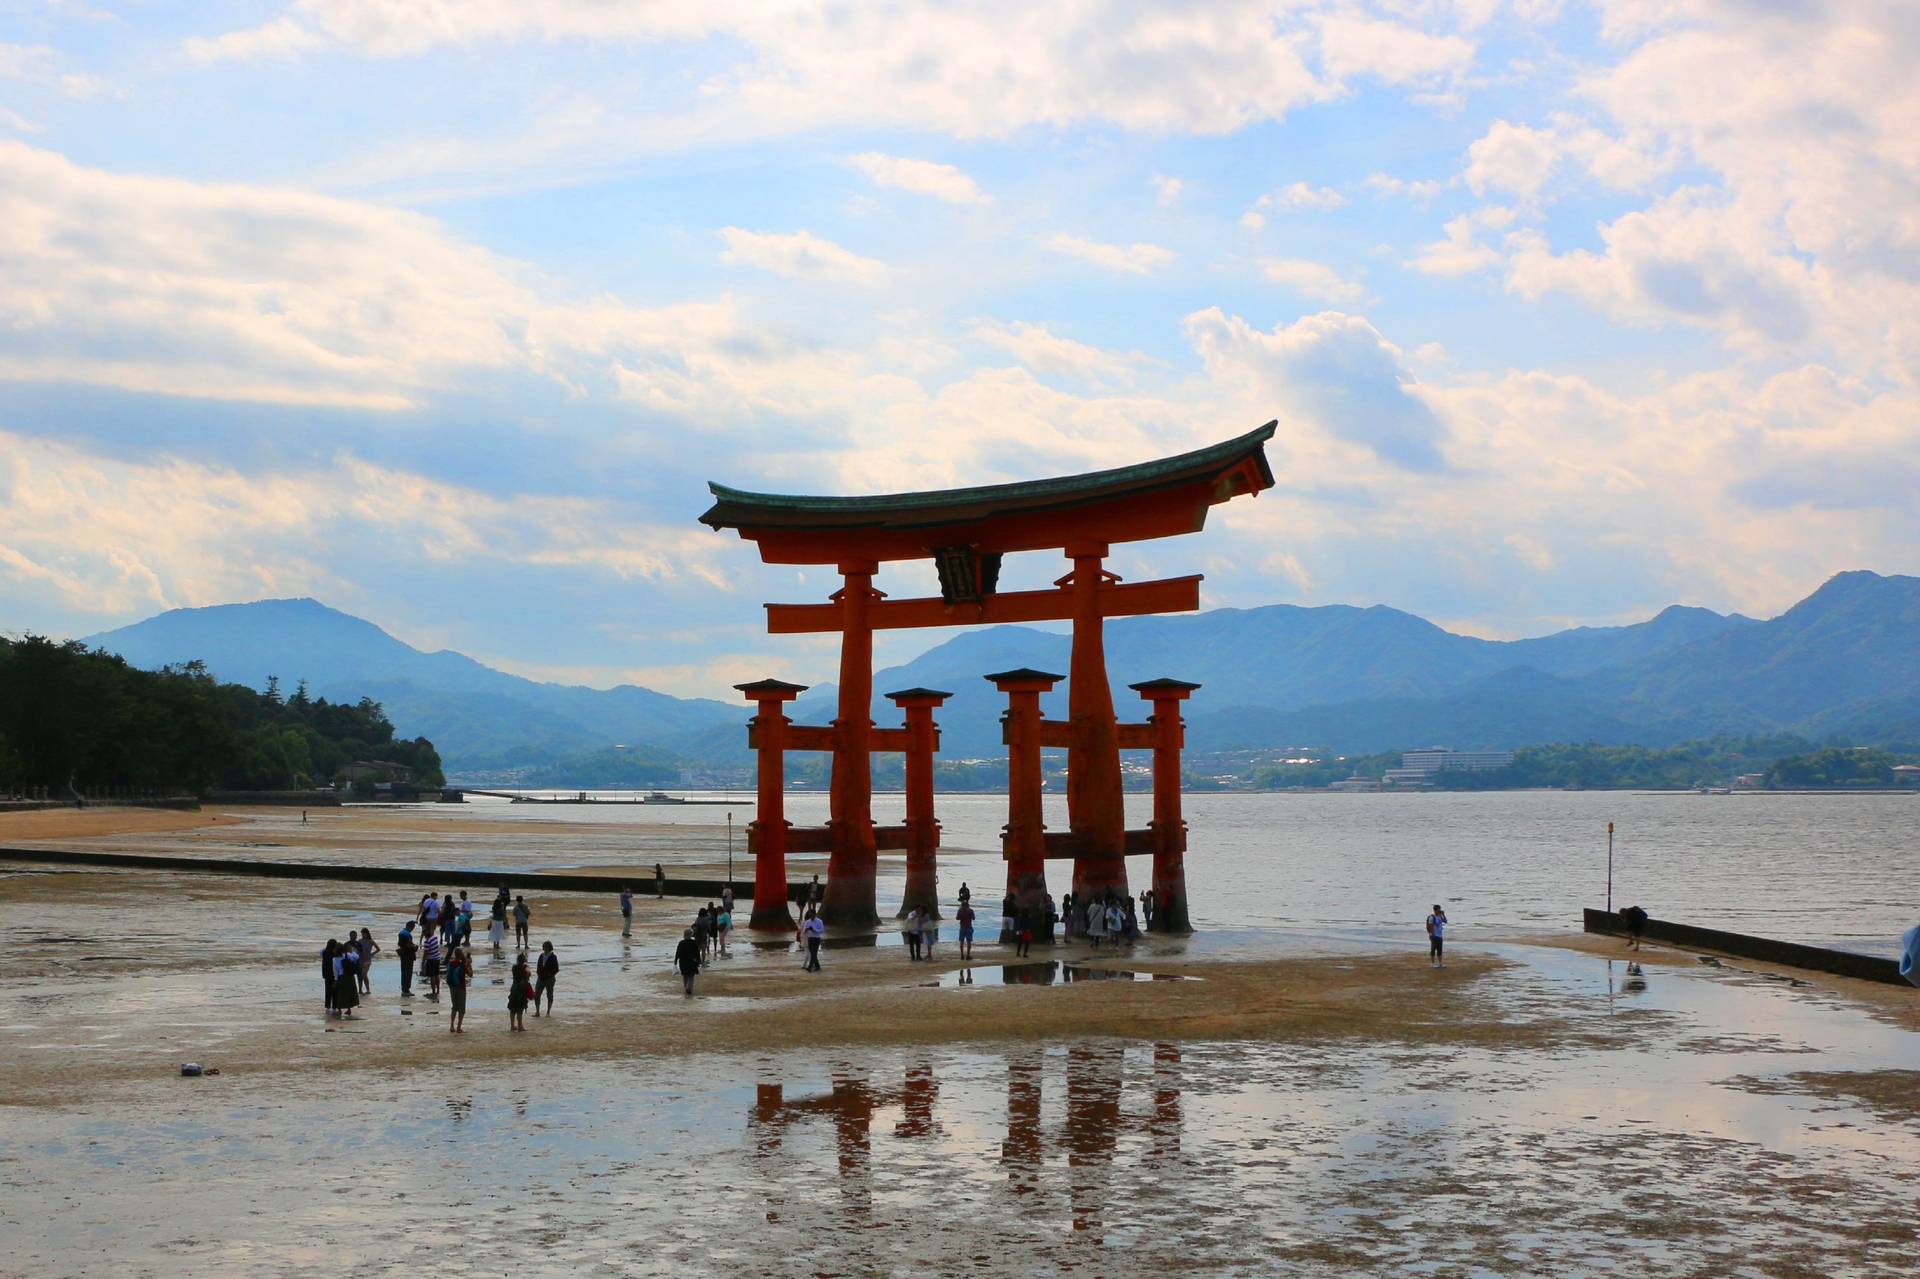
[642,791,684,804]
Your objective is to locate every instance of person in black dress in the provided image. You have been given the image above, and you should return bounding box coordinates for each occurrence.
[507,952,531,1031]
[332,942,359,1017]
[322,940,338,1015]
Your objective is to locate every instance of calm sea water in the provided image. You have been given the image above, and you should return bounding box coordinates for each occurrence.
[455,790,1918,957]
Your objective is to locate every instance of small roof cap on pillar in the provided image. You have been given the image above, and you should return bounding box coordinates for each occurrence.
[884,686,954,702]
[735,678,810,700]
[1129,677,1202,698]
[984,667,1065,688]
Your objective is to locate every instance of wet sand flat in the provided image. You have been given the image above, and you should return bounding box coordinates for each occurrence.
[3,810,1918,1276]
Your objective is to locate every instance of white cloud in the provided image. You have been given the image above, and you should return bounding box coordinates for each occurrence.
[0,142,911,419]
[1048,234,1175,274]
[969,319,1146,383]
[1463,114,1663,202]
[186,0,1482,139]
[1254,181,1348,213]
[849,152,989,204]
[1152,174,1184,205]
[716,227,886,283]
[1499,0,1920,374]
[1186,308,1451,472]
[1464,120,1559,199]
[1255,258,1365,302]
[1408,205,1513,276]
[0,430,734,623]
[184,17,323,63]
[1363,172,1446,201]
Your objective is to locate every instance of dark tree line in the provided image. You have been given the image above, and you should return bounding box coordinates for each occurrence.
[0,636,442,794]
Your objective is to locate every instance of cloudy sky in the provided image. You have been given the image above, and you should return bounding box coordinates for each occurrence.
[1,0,1915,694]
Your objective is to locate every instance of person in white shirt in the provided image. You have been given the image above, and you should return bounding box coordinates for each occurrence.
[802,911,825,972]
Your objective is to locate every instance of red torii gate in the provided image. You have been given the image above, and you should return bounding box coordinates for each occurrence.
[703,422,1276,931]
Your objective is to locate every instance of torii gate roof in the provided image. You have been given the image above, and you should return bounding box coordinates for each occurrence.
[702,421,1276,565]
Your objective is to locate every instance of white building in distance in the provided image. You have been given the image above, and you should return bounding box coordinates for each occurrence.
[1383,746,1515,787]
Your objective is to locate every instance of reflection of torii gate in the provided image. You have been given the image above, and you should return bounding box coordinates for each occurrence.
[704,423,1277,930]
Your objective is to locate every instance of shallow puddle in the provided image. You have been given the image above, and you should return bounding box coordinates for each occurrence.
[932,961,1199,986]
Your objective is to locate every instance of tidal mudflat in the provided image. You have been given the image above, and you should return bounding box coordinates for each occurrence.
[2,805,1917,1276]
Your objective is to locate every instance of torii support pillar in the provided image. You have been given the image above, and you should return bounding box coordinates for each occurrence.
[825,559,882,928]
[888,686,951,919]
[1064,542,1128,903]
[738,678,807,930]
[1131,678,1198,934]
[991,668,1061,944]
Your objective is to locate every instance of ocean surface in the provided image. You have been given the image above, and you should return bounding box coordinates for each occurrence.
[434,789,1917,958]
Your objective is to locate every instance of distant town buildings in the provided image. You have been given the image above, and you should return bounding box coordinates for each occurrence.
[1383,746,1515,787]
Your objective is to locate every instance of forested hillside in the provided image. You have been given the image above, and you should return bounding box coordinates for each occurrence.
[0,636,441,793]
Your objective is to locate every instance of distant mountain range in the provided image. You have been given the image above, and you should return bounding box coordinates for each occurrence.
[81,598,741,765]
[80,571,1920,770]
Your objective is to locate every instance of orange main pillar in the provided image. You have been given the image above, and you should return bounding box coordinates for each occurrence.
[991,667,1060,942]
[1064,541,1127,903]
[737,678,805,930]
[825,559,882,928]
[1131,677,1198,933]
[888,686,950,919]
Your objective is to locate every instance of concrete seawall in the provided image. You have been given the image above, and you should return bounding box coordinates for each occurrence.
[1584,907,1906,986]
[0,846,803,904]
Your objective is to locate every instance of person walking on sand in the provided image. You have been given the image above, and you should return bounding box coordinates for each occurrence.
[535,941,558,1016]
[693,906,713,965]
[322,940,339,1016]
[488,892,508,950]
[446,944,470,1031]
[421,927,443,1001]
[675,928,702,995]
[654,863,666,900]
[620,885,634,937]
[513,895,531,950]
[808,876,822,908]
[507,952,531,1031]
[1001,891,1016,944]
[1426,905,1448,968]
[903,908,923,960]
[802,910,824,972]
[1015,907,1034,958]
[919,906,938,958]
[1084,896,1106,949]
[955,897,976,960]
[397,920,418,996]
[1621,904,1648,951]
[715,902,732,958]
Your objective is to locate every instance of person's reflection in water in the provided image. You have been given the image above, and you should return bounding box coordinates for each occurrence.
[1151,1043,1182,1162]
[1065,1044,1124,1235]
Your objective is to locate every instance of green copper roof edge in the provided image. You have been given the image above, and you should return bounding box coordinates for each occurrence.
[702,421,1276,520]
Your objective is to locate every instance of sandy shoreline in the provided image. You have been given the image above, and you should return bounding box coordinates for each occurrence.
[4,802,1915,1103]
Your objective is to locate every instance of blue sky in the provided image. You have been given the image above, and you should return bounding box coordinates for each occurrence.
[2,0,1915,694]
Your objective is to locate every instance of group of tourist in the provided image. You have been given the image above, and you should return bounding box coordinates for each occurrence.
[673,890,742,994]
[320,888,561,1032]
[995,885,1170,956]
